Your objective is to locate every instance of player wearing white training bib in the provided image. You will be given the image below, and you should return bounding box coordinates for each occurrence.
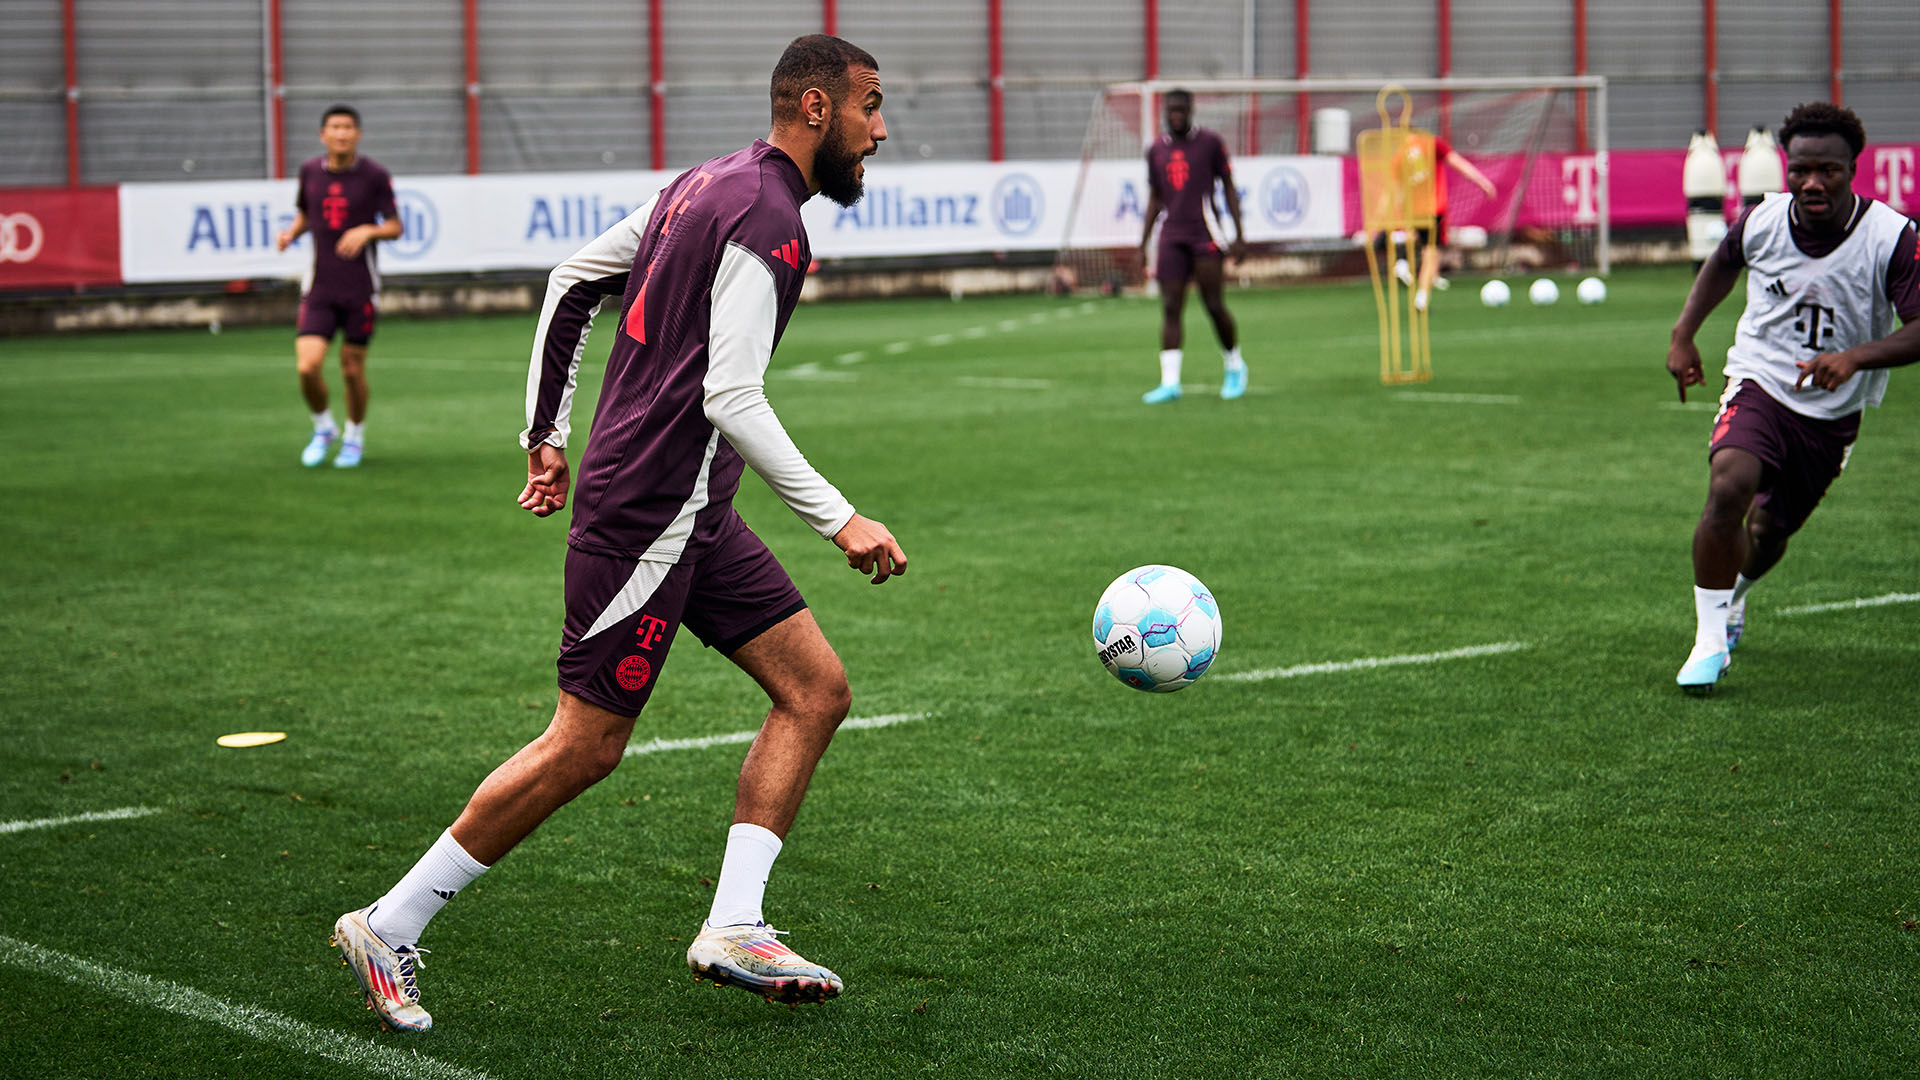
[1666,102,1920,694]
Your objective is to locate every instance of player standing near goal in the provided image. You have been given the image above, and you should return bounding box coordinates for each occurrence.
[331,35,905,1028]
[1396,131,1497,313]
[1137,89,1248,404]
[1667,103,1920,693]
[276,105,401,469]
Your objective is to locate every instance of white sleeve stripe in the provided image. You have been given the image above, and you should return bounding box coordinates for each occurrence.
[704,241,856,540]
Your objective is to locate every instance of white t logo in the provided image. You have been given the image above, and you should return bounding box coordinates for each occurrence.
[1875,148,1914,214]
[1561,157,1598,224]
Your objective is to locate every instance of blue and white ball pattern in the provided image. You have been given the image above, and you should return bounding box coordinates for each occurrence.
[1092,565,1222,693]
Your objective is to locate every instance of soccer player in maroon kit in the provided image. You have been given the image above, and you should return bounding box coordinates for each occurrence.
[276,105,401,468]
[1137,89,1248,404]
[330,37,902,1029]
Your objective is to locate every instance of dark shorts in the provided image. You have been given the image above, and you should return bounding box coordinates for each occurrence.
[298,293,377,345]
[1155,232,1222,284]
[556,512,807,717]
[1709,380,1860,535]
[1416,213,1447,251]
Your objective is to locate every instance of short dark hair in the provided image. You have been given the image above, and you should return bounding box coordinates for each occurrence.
[321,104,361,129]
[1779,102,1865,160]
[770,35,877,125]
[1166,88,1193,105]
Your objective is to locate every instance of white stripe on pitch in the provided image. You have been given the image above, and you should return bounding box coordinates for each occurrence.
[1775,591,1920,617]
[624,712,928,757]
[0,935,491,1080]
[0,806,160,836]
[1393,392,1523,405]
[1220,641,1532,683]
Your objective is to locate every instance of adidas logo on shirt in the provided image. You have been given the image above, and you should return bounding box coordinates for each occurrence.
[1764,279,1788,299]
[769,240,800,269]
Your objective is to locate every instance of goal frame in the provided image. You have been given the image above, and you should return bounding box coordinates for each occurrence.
[1067,74,1611,276]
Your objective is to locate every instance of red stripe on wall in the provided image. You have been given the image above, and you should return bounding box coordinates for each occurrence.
[1828,0,1842,105]
[63,0,80,185]
[269,0,286,178]
[464,0,481,173]
[1703,0,1718,137]
[988,0,1005,162]
[649,0,665,170]
[1294,0,1310,154]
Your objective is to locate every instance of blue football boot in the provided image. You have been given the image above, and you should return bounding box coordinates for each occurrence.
[1676,649,1729,695]
[1141,383,1182,405]
[1221,365,1248,400]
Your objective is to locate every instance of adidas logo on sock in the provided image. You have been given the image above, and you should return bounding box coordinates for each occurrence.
[433,888,457,901]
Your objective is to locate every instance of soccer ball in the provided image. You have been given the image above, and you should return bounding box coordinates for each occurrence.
[1479,280,1511,308]
[1528,278,1560,305]
[1576,276,1607,305]
[1091,565,1222,693]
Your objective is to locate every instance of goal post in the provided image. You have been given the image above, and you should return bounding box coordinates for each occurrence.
[1052,75,1609,295]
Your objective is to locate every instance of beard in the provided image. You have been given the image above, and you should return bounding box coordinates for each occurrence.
[816,118,867,208]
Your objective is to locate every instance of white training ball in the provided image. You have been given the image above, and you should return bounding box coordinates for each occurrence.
[1479,280,1511,308]
[1091,565,1222,693]
[1528,278,1560,306]
[1576,276,1607,305]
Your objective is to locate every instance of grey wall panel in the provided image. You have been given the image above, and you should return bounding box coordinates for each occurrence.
[663,90,774,170]
[1310,0,1431,78]
[1254,0,1298,77]
[1588,1,1700,78]
[3,1,64,92]
[1607,79,1705,151]
[662,0,813,93]
[1719,0,1825,78]
[1718,78,1827,148]
[81,97,264,181]
[76,0,262,90]
[1158,0,1248,79]
[283,0,463,89]
[1002,87,1105,161]
[1846,80,1920,145]
[282,93,464,176]
[1005,0,1142,81]
[478,0,646,88]
[867,87,992,163]
[481,95,649,174]
[1453,0,1573,77]
[840,2,988,82]
[1846,0,1920,80]
[1,103,71,186]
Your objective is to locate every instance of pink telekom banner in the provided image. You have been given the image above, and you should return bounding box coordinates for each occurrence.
[1340,142,1920,235]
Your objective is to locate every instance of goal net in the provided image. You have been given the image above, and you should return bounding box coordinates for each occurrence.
[1051,76,1609,294]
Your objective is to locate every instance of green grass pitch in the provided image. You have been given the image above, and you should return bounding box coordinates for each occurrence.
[3,267,1917,1079]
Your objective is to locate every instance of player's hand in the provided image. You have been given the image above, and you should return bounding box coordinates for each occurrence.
[335,226,369,258]
[519,443,571,518]
[275,229,295,252]
[833,513,906,585]
[1229,238,1247,264]
[1795,350,1860,392]
[1137,243,1150,272]
[1666,338,1705,402]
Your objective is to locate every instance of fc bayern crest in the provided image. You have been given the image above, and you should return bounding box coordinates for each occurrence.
[615,655,652,691]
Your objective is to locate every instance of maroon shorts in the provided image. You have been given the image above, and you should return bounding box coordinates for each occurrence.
[1709,380,1860,535]
[1154,233,1222,284]
[298,294,377,345]
[556,512,807,717]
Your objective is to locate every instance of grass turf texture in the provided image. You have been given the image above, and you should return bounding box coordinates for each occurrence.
[3,266,1917,1079]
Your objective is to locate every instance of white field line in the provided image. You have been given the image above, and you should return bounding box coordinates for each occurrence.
[0,934,491,1080]
[1393,392,1523,405]
[954,376,1053,390]
[1663,400,1716,410]
[835,350,866,364]
[883,341,912,354]
[925,333,955,346]
[1775,592,1920,617]
[624,712,927,758]
[1220,641,1532,683]
[0,806,161,836]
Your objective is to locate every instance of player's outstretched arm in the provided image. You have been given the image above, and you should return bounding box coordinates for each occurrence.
[518,443,570,518]
[337,217,403,258]
[833,513,907,585]
[1667,256,1742,401]
[1447,150,1499,200]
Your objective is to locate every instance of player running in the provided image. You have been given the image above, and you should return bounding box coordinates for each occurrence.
[1666,102,1920,693]
[1137,89,1248,404]
[331,35,905,1029]
[276,105,401,469]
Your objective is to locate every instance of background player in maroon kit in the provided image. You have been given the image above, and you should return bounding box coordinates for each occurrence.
[276,105,401,468]
[329,37,901,1029]
[1137,89,1248,404]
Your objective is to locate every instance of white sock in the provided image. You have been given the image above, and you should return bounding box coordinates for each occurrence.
[1158,349,1183,387]
[707,822,782,928]
[1730,573,1758,607]
[1223,345,1245,373]
[1691,585,1734,659]
[312,408,336,434]
[367,829,489,949]
[343,420,365,445]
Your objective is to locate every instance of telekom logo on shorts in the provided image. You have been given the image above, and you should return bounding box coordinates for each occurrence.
[0,212,44,263]
[634,615,668,650]
[1873,148,1913,214]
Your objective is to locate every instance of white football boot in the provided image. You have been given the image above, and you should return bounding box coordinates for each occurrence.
[301,428,336,467]
[332,907,432,1031]
[687,921,843,1005]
